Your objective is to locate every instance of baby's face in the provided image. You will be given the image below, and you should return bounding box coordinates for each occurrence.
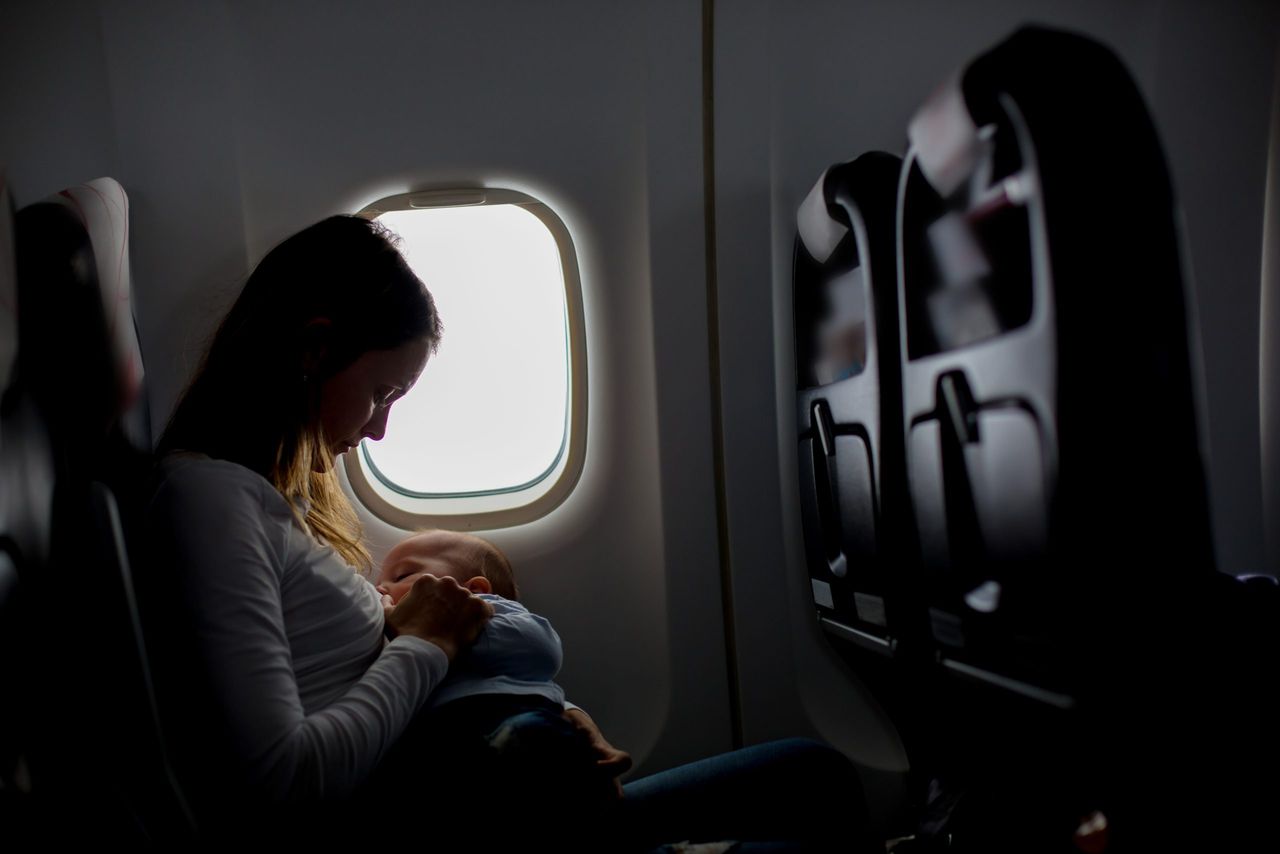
[377,533,488,604]
[378,564,468,605]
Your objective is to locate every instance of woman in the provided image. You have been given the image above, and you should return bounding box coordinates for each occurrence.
[146,215,872,851]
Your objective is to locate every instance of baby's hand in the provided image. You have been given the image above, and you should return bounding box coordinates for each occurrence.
[377,586,396,634]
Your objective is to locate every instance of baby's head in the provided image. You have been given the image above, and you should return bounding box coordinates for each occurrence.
[377,530,518,605]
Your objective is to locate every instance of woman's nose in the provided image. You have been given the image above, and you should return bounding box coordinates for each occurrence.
[363,406,390,441]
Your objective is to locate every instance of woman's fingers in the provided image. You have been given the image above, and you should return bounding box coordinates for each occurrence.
[563,708,632,778]
[407,571,455,594]
[385,572,492,660]
[596,745,633,774]
[466,594,495,634]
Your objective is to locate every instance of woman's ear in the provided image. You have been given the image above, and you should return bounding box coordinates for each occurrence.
[465,576,493,595]
[301,317,333,376]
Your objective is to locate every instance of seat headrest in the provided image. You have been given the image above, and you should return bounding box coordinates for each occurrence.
[907,72,981,198]
[47,178,144,414]
[797,167,850,265]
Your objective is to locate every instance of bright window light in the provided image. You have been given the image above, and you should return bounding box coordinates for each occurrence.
[365,204,569,496]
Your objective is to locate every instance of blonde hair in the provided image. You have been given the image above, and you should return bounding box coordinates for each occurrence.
[273,424,373,572]
[158,216,442,572]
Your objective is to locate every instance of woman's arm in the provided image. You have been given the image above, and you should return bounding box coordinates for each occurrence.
[148,458,448,805]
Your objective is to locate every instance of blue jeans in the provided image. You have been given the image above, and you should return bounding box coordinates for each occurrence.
[619,738,876,853]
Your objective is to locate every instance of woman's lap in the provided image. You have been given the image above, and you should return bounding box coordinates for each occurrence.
[320,734,873,852]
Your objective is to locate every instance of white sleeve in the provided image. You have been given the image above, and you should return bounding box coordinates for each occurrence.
[148,460,448,804]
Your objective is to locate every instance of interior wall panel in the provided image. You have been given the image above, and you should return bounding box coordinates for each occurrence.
[0,0,730,780]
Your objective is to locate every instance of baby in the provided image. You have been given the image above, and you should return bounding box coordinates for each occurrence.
[375,531,620,833]
[376,530,563,713]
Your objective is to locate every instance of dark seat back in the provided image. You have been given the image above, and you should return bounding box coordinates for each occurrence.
[794,152,912,652]
[8,179,193,846]
[0,171,42,832]
[897,26,1215,700]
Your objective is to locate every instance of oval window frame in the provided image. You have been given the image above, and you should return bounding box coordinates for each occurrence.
[344,187,587,530]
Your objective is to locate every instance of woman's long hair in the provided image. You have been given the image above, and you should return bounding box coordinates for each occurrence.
[157,215,441,571]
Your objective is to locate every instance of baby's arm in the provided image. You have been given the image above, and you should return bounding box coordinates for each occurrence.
[475,597,564,680]
[479,599,631,783]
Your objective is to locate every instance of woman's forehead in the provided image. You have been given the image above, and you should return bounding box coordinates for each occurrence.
[356,337,430,387]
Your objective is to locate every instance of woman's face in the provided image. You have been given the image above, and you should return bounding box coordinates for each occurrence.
[315,335,432,467]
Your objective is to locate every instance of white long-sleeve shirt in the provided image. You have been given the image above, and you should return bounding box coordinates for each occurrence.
[146,453,449,807]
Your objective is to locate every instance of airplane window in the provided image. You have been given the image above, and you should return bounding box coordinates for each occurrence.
[370,204,567,494]
[345,189,586,530]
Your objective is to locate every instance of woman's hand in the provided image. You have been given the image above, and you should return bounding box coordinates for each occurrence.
[380,573,493,661]
[563,707,632,798]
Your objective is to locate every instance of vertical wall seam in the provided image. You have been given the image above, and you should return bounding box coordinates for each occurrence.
[703,0,744,749]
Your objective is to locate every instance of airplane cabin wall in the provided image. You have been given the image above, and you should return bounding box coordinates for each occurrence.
[3,0,1278,833]
[0,0,736,781]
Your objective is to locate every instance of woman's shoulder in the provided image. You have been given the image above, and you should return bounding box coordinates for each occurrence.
[156,451,270,490]
[151,452,288,518]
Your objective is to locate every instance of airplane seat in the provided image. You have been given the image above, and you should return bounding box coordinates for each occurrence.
[0,172,54,600]
[794,152,916,657]
[898,25,1215,702]
[8,178,194,845]
[45,180,154,559]
[794,153,957,820]
[0,173,15,404]
[895,25,1277,845]
[0,172,43,828]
